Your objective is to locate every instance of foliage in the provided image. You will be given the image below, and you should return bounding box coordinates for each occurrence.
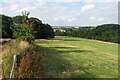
[35,23,55,39]
[28,17,55,39]
[12,16,23,24]
[2,40,43,78]
[93,24,119,43]
[18,50,42,78]
[2,40,29,78]
[55,30,67,36]
[0,14,13,38]
[13,11,35,43]
[13,15,55,39]
[18,52,31,78]
[13,24,35,43]
[66,24,120,43]
[2,12,55,39]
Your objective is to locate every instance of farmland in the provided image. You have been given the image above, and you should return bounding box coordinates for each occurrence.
[1,1,119,79]
[34,36,118,78]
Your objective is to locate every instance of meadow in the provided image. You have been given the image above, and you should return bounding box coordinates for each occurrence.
[34,36,118,78]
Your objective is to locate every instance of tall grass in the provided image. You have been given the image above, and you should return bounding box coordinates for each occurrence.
[2,40,43,78]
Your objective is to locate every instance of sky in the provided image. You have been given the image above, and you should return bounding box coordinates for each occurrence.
[0,0,119,26]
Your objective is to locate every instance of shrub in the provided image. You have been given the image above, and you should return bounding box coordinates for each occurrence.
[17,47,42,78]
[18,52,31,78]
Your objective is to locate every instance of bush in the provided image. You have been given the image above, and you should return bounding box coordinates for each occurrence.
[17,49,42,78]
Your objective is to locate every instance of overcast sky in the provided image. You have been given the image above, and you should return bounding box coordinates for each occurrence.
[0,0,119,26]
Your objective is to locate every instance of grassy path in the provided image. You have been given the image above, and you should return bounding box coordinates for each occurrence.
[34,36,118,78]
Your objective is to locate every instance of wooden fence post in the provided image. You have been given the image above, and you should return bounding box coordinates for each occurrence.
[10,55,17,80]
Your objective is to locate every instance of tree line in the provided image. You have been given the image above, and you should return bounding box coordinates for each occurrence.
[1,11,120,43]
[55,24,120,43]
[1,11,55,42]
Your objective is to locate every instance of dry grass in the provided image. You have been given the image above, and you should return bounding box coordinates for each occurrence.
[2,40,29,55]
[0,38,11,42]
[2,40,30,78]
[2,40,45,78]
[91,40,119,45]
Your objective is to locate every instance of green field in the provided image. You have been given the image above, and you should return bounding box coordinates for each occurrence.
[34,36,118,78]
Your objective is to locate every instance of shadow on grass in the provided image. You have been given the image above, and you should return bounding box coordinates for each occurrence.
[53,38,81,41]
[38,45,97,78]
[48,47,94,53]
[64,39,81,41]
[58,50,93,53]
[49,47,77,49]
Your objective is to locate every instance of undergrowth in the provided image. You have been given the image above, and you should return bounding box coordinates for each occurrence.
[2,40,43,79]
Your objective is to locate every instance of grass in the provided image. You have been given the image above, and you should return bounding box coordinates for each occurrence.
[2,40,30,78]
[34,36,118,78]
[2,40,44,78]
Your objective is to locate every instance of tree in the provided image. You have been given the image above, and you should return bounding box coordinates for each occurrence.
[28,17,42,38]
[35,23,55,39]
[12,15,23,24]
[13,14,55,39]
[13,11,35,43]
[66,24,120,43]
[0,14,13,38]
